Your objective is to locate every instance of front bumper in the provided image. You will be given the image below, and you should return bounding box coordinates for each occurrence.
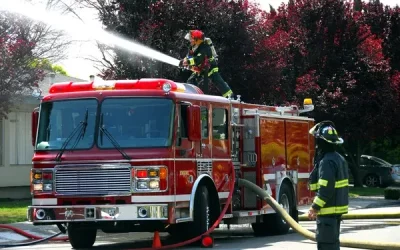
[27,204,168,223]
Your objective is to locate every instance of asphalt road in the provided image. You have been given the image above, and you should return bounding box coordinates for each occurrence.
[3,206,400,250]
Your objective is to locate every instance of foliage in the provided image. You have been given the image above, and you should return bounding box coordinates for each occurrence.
[89,0,261,98]
[0,12,45,119]
[31,58,69,75]
[89,0,400,184]
[254,0,400,185]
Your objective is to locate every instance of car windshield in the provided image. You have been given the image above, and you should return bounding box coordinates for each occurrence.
[36,99,98,150]
[97,97,174,148]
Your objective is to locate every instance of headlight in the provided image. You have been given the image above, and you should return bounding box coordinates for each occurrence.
[30,169,54,194]
[137,181,148,189]
[132,166,168,192]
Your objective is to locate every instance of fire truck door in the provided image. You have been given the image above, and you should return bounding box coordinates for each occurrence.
[175,103,201,197]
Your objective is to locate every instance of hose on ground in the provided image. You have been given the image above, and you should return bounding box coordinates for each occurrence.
[299,211,400,221]
[0,224,68,248]
[0,231,64,248]
[237,178,400,250]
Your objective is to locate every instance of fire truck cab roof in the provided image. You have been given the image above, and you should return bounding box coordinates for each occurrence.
[48,78,204,95]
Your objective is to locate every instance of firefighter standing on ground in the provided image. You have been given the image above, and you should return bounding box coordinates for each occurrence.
[308,121,349,250]
[179,30,233,98]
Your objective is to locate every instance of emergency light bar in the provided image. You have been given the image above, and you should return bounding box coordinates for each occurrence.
[48,78,188,94]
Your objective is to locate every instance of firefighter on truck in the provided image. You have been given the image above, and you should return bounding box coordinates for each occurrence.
[179,29,234,98]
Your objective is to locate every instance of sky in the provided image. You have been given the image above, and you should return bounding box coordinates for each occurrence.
[52,0,398,80]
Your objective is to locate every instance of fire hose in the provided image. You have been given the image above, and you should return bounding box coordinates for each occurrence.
[1,176,400,249]
[298,211,400,221]
[237,178,400,250]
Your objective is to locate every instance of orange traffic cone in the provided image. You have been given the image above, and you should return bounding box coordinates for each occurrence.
[152,231,162,248]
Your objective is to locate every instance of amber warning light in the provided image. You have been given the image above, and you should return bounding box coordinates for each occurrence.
[48,79,186,94]
[299,98,314,114]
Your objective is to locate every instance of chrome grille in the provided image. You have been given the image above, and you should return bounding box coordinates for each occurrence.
[197,160,212,176]
[55,164,131,196]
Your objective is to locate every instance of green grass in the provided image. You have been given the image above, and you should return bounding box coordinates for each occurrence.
[349,187,385,198]
[0,199,31,224]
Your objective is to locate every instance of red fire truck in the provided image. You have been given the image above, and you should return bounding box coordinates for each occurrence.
[28,78,315,248]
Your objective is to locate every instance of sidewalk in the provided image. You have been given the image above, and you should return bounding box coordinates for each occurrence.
[298,196,400,213]
[0,197,399,244]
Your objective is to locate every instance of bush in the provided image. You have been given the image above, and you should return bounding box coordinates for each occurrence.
[384,187,400,200]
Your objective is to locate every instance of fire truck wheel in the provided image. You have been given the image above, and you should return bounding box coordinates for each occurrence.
[251,183,294,236]
[193,185,211,237]
[166,185,211,241]
[67,223,97,249]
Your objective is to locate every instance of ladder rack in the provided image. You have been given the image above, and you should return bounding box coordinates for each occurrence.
[242,105,300,116]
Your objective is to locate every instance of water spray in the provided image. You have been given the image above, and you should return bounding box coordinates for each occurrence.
[0,0,180,67]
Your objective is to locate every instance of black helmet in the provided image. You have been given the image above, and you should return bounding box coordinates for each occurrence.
[309,120,344,145]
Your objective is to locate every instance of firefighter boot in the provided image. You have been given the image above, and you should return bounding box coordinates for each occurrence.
[210,72,233,98]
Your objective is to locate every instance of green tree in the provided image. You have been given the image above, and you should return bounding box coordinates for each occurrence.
[31,58,68,75]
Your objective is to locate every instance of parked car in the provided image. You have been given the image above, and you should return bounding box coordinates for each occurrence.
[347,155,396,188]
[391,164,400,186]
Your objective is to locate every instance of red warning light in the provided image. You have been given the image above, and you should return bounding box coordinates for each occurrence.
[201,235,214,248]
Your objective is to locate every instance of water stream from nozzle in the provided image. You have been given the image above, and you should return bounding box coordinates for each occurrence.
[0,0,180,67]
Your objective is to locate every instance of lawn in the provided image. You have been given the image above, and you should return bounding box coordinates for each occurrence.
[0,199,31,224]
[349,186,385,198]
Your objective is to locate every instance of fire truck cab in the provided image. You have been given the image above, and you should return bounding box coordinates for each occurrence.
[28,78,315,248]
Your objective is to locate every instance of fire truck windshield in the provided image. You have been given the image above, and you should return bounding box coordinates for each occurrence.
[98,97,174,149]
[36,99,98,151]
[36,97,174,151]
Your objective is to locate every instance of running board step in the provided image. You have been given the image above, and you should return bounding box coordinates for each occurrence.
[224,208,276,219]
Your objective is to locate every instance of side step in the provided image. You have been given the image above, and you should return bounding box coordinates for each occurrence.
[222,205,310,224]
[222,208,276,224]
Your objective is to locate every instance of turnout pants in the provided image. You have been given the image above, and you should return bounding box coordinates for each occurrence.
[187,69,232,97]
[316,215,342,250]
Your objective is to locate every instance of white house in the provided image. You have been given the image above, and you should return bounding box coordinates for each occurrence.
[0,72,87,199]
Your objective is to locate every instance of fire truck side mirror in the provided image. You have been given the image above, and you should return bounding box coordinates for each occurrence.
[32,107,39,147]
[187,105,201,142]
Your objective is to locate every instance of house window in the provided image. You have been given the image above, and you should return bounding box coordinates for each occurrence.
[8,112,34,165]
[212,108,228,140]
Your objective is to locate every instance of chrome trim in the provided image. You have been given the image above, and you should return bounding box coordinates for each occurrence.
[131,165,169,193]
[27,203,168,223]
[33,158,233,165]
[254,113,260,137]
[54,163,132,196]
[176,217,192,223]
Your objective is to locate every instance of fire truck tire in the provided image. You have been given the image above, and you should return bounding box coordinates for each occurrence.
[67,223,97,249]
[193,185,211,236]
[166,185,211,242]
[167,183,218,241]
[251,183,294,236]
